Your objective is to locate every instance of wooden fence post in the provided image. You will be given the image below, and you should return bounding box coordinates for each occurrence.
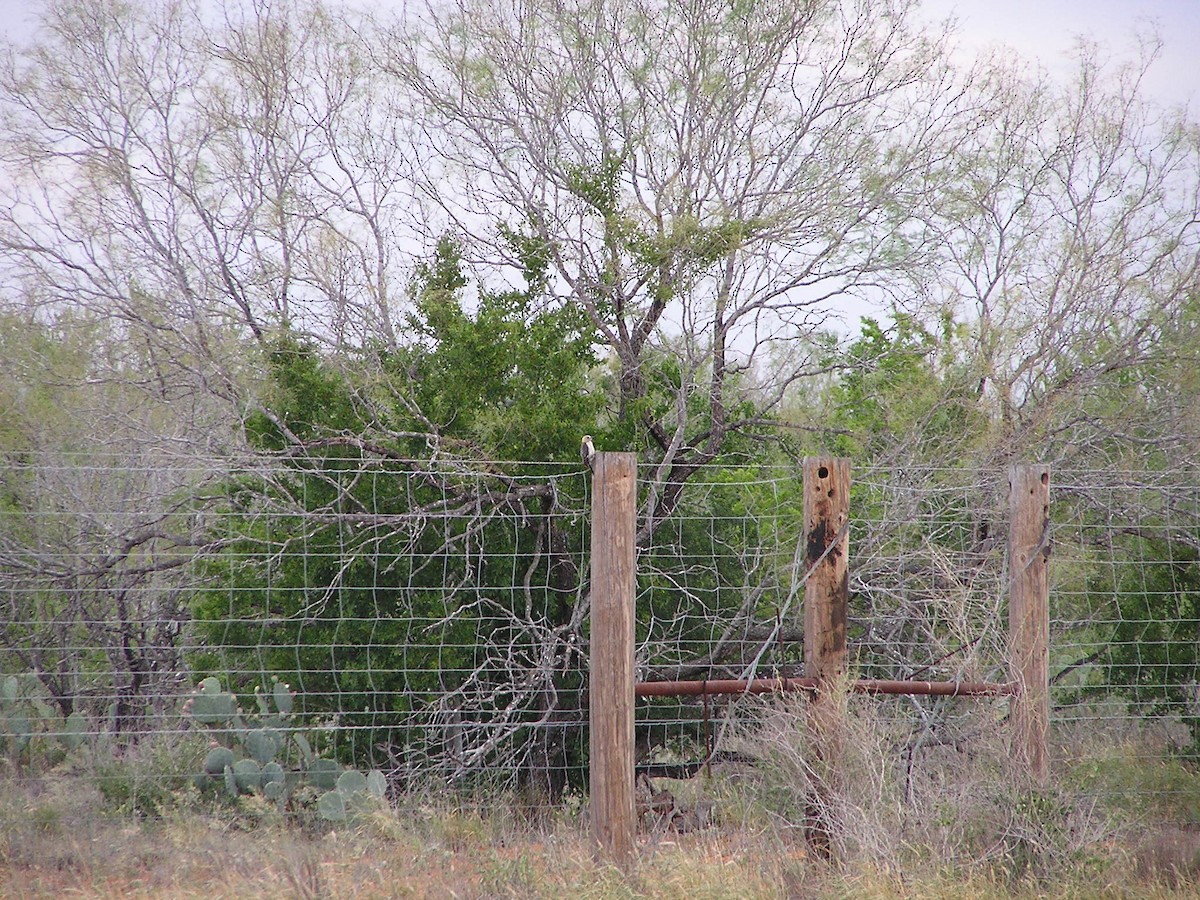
[589,452,637,864]
[1008,464,1051,784]
[802,457,851,859]
[804,458,851,679]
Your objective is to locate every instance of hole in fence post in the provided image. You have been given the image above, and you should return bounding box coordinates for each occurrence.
[802,457,851,862]
[1008,464,1051,785]
[589,452,637,865]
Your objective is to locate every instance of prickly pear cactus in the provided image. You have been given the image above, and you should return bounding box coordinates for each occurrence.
[187,678,237,725]
[61,711,87,751]
[316,767,389,822]
[185,677,296,798]
[183,676,385,820]
[0,672,90,759]
[307,757,341,791]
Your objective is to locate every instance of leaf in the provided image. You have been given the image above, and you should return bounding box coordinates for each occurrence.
[233,758,262,792]
[293,733,314,766]
[61,711,87,751]
[9,713,31,748]
[261,761,286,787]
[366,769,387,799]
[189,692,236,725]
[336,769,368,796]
[245,728,282,765]
[272,681,294,716]
[204,746,236,775]
[307,757,340,790]
[317,790,347,822]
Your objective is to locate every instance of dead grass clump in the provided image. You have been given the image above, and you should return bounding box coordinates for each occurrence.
[1133,826,1200,888]
[727,682,1122,885]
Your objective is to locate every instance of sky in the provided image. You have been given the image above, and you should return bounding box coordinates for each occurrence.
[920,0,1200,110]
[1,1,1197,110]
[0,0,1194,339]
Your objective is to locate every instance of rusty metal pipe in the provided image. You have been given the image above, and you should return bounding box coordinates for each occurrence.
[635,677,1018,698]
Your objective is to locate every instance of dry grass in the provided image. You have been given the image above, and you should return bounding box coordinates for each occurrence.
[4,704,1200,898]
[0,790,792,899]
[2,803,1197,900]
[1,779,1197,900]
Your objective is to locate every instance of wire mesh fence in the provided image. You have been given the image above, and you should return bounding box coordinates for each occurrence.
[2,454,1199,820]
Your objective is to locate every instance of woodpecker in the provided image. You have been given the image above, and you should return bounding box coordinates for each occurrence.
[580,434,596,469]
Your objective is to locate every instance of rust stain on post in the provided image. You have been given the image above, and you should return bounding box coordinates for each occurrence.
[1008,464,1051,784]
[804,458,850,679]
[589,452,637,864]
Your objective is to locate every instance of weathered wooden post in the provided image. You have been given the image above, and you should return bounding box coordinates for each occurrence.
[804,458,851,679]
[802,457,851,859]
[1008,464,1051,784]
[589,452,637,864]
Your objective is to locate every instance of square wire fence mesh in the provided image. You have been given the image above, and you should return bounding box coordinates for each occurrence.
[1,455,1198,816]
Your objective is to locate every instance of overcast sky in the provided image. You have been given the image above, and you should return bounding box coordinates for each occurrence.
[922,0,1200,109]
[0,0,1196,108]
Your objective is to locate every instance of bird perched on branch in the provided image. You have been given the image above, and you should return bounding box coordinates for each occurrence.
[580,434,596,470]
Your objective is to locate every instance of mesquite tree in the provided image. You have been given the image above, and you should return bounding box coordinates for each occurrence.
[382,0,979,527]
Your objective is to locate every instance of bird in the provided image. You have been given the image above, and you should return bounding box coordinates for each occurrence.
[580,434,596,469]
